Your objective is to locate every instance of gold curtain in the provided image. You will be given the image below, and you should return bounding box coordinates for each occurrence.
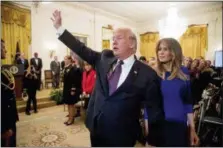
[179,25,207,59]
[140,32,159,60]
[1,2,31,64]
[102,40,110,49]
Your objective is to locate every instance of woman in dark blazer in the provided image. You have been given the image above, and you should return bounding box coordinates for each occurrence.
[63,56,82,125]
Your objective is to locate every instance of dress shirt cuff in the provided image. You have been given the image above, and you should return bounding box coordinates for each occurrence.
[184,104,193,113]
[144,108,148,119]
[56,26,65,37]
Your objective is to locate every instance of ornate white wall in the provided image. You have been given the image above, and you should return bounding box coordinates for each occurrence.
[29,2,138,74]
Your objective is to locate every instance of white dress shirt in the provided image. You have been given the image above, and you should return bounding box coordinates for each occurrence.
[56,26,136,88]
[112,54,135,88]
[35,58,38,65]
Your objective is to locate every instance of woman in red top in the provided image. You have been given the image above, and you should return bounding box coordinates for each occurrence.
[82,61,96,109]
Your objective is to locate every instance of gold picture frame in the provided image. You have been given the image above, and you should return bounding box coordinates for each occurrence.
[66,33,89,67]
[66,33,89,55]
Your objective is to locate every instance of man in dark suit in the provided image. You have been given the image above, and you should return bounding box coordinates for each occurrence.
[61,60,65,71]
[50,56,60,88]
[16,53,29,70]
[1,39,19,147]
[30,52,43,90]
[51,10,164,147]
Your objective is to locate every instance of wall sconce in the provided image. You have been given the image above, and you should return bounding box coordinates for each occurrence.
[49,49,55,59]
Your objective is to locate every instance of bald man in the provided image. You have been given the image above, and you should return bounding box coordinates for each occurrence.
[51,10,164,147]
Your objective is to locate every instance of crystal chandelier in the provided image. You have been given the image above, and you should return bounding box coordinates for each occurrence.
[32,1,41,13]
[158,7,187,40]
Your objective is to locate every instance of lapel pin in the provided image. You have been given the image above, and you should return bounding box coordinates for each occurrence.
[134,71,137,75]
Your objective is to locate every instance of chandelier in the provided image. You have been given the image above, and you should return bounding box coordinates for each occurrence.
[32,1,52,13]
[32,1,41,13]
[158,7,187,40]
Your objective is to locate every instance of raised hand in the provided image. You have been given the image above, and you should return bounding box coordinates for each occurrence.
[51,10,62,29]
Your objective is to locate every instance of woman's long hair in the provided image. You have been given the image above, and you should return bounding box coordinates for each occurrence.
[155,38,188,81]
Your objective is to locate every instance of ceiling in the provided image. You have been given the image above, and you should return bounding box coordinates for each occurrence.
[79,2,220,23]
[12,1,220,23]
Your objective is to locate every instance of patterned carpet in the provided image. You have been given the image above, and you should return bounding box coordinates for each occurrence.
[17,105,90,147]
[17,105,144,147]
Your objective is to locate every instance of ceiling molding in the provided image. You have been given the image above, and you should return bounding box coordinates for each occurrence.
[181,2,222,18]
[63,2,137,27]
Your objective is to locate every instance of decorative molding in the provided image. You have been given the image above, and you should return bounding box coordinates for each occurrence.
[181,3,222,18]
[62,2,137,27]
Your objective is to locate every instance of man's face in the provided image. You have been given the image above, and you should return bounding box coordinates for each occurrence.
[206,60,211,67]
[20,53,25,59]
[1,41,6,59]
[84,63,92,71]
[112,29,133,59]
[54,56,58,61]
[34,53,38,58]
[198,59,206,70]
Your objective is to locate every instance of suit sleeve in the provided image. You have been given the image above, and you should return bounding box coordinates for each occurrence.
[181,67,193,113]
[183,80,193,113]
[71,67,82,95]
[40,59,43,69]
[50,62,54,72]
[26,59,29,69]
[144,72,164,124]
[58,30,101,66]
[30,59,33,66]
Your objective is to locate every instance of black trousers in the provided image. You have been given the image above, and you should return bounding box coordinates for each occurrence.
[37,73,41,90]
[90,117,136,147]
[52,74,60,88]
[26,89,37,112]
[1,123,16,147]
[147,120,189,147]
[90,133,136,147]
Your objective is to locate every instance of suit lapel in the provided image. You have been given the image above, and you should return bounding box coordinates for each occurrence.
[111,60,140,97]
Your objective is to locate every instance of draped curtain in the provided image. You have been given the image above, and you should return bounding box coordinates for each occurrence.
[102,40,110,49]
[1,2,31,64]
[179,25,207,59]
[140,32,159,60]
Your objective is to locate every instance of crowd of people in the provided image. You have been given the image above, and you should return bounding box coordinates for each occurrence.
[1,9,222,147]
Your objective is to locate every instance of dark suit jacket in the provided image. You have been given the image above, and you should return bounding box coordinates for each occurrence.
[59,30,164,144]
[50,61,60,74]
[30,57,42,72]
[61,61,65,70]
[16,58,29,70]
[1,69,19,134]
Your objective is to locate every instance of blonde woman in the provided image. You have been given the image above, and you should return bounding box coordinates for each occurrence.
[145,38,199,146]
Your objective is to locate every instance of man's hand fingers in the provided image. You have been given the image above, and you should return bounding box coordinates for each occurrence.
[50,17,55,22]
[53,12,57,18]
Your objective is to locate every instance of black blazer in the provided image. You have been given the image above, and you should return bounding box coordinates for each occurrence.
[59,30,164,143]
[1,69,19,134]
[63,64,82,104]
[30,58,42,72]
[16,58,29,70]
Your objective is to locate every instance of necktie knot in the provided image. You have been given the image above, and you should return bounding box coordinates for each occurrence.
[118,60,124,65]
